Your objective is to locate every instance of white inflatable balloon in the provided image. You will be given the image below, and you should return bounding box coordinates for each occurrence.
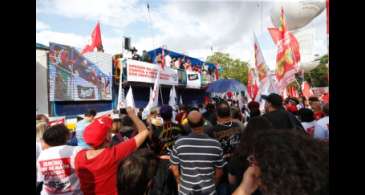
[300,60,321,72]
[271,1,325,31]
[293,28,321,72]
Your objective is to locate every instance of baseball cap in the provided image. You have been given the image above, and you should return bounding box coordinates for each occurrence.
[261,93,283,107]
[83,117,113,148]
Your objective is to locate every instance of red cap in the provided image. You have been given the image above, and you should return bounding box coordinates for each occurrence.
[286,104,298,113]
[227,91,233,98]
[83,117,113,148]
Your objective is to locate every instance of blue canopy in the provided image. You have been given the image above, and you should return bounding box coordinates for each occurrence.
[147,47,216,69]
[36,42,49,50]
[206,79,247,93]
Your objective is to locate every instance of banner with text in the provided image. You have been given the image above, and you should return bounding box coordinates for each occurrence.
[126,59,178,85]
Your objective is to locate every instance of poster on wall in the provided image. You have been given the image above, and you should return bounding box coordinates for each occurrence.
[49,42,112,101]
[126,59,178,85]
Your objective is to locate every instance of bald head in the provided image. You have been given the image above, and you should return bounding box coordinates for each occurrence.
[188,111,204,130]
[188,111,202,123]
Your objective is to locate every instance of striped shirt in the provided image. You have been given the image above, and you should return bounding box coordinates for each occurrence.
[170,133,227,195]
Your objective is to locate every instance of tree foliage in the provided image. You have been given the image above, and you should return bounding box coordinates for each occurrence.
[304,54,329,87]
[206,52,249,85]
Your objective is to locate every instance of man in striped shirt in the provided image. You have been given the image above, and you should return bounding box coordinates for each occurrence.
[170,111,227,195]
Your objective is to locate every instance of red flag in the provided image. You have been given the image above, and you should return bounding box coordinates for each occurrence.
[215,64,220,80]
[247,68,259,101]
[268,28,300,64]
[268,27,281,45]
[161,47,165,69]
[81,22,104,55]
[288,85,299,98]
[271,7,300,91]
[301,81,313,99]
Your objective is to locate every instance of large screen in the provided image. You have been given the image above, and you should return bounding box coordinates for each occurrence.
[49,43,112,101]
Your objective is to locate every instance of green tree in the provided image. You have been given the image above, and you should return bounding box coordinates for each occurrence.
[206,52,249,85]
[304,54,329,87]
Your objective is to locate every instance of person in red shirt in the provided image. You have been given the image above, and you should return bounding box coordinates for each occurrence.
[75,107,150,195]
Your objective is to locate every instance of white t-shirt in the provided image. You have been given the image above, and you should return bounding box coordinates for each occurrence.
[165,55,171,68]
[314,116,329,140]
[36,141,42,160]
[301,121,316,137]
[37,145,83,195]
[36,141,43,183]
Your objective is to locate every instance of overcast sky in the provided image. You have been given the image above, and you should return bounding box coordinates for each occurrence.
[36,0,328,70]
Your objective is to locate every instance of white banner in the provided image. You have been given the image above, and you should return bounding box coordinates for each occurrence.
[186,70,201,89]
[126,59,178,85]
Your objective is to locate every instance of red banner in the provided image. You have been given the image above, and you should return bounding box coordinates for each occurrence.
[48,118,65,127]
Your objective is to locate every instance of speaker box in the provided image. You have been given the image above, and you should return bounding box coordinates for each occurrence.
[124,37,131,50]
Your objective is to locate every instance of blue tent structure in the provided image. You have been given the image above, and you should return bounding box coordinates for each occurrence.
[147,47,216,69]
[36,42,49,50]
[206,79,247,93]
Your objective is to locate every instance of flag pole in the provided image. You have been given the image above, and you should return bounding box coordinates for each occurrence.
[159,87,164,105]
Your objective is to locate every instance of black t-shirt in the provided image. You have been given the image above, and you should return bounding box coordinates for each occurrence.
[151,122,186,155]
[203,111,217,126]
[208,120,245,156]
[263,108,305,132]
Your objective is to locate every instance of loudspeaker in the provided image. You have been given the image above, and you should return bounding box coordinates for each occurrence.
[124,37,131,50]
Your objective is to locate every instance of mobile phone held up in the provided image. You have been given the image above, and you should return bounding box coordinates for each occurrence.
[120,108,127,115]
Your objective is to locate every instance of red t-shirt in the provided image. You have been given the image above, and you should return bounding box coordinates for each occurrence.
[75,138,137,195]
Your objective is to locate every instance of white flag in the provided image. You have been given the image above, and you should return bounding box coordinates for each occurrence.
[168,86,177,108]
[169,86,177,122]
[117,61,125,110]
[126,86,135,108]
[142,70,160,119]
[179,95,183,105]
[253,33,270,98]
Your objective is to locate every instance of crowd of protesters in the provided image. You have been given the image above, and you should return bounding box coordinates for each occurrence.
[36,93,329,195]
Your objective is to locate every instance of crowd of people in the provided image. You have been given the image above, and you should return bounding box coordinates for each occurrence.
[36,92,329,195]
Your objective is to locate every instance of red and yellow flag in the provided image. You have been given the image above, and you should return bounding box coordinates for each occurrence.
[269,7,300,91]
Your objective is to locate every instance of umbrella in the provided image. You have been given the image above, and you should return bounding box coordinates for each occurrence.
[206,79,247,93]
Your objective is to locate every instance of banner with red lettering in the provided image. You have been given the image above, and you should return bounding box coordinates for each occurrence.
[48,118,65,127]
[126,59,178,85]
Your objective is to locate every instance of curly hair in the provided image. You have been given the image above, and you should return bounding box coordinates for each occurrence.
[250,129,329,195]
[235,116,273,163]
[117,148,159,195]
